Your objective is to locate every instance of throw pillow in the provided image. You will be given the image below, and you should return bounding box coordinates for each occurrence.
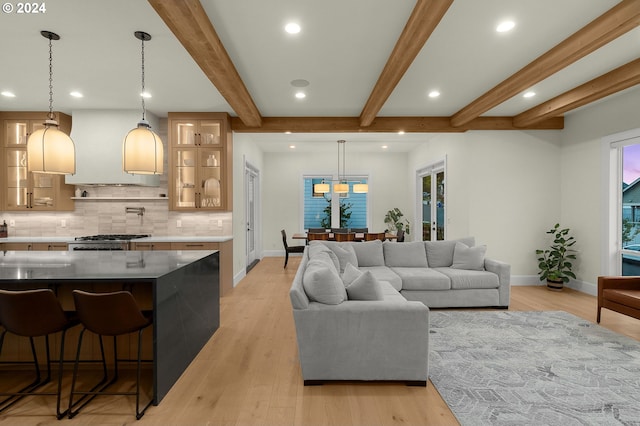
[327,243,358,272]
[425,237,476,267]
[351,240,385,267]
[383,241,428,267]
[302,259,347,304]
[451,241,486,271]
[341,262,362,286]
[345,270,384,301]
[308,243,340,273]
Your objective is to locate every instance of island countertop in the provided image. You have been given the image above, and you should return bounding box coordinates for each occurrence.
[0,235,233,244]
[0,250,215,281]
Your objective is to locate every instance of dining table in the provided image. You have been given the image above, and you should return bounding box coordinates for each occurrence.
[292,232,397,241]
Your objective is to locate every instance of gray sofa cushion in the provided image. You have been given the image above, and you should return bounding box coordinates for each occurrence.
[308,242,340,272]
[318,241,358,272]
[383,241,428,267]
[351,240,385,267]
[435,267,499,289]
[345,270,384,301]
[451,241,486,271]
[302,256,347,305]
[342,263,361,286]
[359,266,403,291]
[391,267,451,290]
[425,237,475,267]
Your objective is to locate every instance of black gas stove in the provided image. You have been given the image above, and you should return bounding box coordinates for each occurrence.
[68,234,150,251]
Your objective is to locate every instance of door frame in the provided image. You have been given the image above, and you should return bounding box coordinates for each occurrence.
[415,158,446,242]
[244,159,261,269]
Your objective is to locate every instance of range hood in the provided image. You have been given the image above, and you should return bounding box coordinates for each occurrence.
[65,110,161,186]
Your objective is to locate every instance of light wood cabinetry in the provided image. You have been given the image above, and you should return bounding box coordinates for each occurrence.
[168,113,232,211]
[131,241,172,251]
[0,242,68,251]
[1,112,75,211]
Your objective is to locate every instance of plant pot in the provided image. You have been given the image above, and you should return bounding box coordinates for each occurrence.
[546,278,564,291]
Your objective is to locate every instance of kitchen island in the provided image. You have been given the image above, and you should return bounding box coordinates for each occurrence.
[0,250,220,404]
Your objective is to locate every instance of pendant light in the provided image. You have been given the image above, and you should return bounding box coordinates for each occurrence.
[27,31,76,175]
[312,140,368,194]
[123,31,163,175]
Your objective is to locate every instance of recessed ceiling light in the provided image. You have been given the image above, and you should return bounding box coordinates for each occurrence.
[289,145,296,149]
[382,145,388,149]
[285,131,292,134]
[1,91,16,97]
[496,21,515,33]
[398,131,405,135]
[523,91,536,98]
[70,91,83,98]
[291,79,310,87]
[141,91,152,98]
[295,91,306,99]
[428,90,440,98]
[285,23,301,34]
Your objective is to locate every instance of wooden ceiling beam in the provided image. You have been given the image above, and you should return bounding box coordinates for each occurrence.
[359,0,454,127]
[450,0,640,128]
[514,58,640,127]
[231,116,563,133]
[148,0,262,127]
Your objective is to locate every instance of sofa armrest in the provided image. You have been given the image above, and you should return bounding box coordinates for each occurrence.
[292,300,429,382]
[484,258,511,307]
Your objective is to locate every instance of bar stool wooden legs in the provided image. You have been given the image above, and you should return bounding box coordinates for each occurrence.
[0,289,78,419]
[68,290,153,420]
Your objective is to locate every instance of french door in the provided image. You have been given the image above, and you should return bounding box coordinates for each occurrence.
[245,162,259,268]
[417,160,446,241]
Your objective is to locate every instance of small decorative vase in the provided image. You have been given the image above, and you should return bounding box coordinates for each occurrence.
[546,278,564,291]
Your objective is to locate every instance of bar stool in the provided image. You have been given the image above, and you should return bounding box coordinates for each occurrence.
[0,289,79,419]
[68,290,153,420]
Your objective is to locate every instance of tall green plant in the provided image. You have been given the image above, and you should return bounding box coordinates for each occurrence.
[384,208,410,235]
[536,223,577,283]
[319,197,352,228]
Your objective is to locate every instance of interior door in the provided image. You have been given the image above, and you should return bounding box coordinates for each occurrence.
[417,160,446,241]
[245,163,259,269]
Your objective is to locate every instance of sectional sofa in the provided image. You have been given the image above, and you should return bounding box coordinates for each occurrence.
[288,237,510,384]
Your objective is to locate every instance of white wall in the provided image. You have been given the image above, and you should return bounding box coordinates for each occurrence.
[407,130,562,278]
[261,149,409,254]
[561,88,640,289]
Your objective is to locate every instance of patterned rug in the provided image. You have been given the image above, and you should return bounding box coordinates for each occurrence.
[428,310,640,426]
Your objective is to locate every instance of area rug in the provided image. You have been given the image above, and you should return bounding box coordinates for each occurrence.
[428,310,640,426]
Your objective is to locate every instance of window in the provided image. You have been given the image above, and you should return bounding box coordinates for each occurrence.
[302,176,368,229]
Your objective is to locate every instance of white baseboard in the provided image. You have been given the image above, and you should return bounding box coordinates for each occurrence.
[510,275,596,296]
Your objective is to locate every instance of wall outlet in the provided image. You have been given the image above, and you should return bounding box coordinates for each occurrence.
[176,219,182,228]
[61,219,67,228]
[9,220,15,227]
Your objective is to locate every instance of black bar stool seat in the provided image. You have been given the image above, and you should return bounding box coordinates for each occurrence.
[68,290,153,420]
[0,288,79,419]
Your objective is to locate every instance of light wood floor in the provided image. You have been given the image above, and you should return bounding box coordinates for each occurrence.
[1,256,639,425]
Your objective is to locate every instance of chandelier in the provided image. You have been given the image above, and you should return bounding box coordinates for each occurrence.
[314,140,368,194]
[27,31,76,175]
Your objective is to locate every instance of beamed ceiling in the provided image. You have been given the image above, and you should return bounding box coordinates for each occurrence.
[1,0,640,145]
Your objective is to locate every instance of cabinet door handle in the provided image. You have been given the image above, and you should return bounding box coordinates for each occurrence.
[186,244,204,248]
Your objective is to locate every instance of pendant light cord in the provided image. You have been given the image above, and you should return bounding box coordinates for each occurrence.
[140,35,146,122]
[47,34,54,121]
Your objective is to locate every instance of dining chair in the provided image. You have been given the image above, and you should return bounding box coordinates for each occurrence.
[282,229,305,268]
[334,233,356,242]
[0,289,79,419]
[364,232,386,241]
[308,228,327,234]
[331,228,349,234]
[350,228,368,233]
[307,233,330,241]
[68,290,153,420]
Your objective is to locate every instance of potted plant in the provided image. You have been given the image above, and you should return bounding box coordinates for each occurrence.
[536,223,577,291]
[384,208,410,236]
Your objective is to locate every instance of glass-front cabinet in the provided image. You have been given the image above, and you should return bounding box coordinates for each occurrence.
[1,113,75,211]
[168,113,232,211]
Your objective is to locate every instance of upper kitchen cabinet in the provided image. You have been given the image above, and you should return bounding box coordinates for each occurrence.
[168,113,232,211]
[1,112,74,211]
